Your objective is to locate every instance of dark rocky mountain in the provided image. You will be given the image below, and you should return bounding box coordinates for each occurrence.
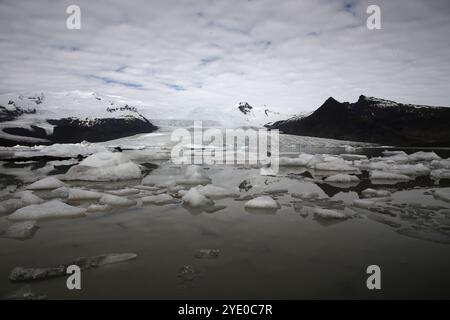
[266,95,450,147]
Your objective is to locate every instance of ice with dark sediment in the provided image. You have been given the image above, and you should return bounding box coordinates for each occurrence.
[9,253,138,281]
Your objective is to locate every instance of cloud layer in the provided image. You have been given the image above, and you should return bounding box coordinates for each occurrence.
[1,0,450,118]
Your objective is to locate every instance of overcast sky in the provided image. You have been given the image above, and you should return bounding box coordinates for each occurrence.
[1,0,450,116]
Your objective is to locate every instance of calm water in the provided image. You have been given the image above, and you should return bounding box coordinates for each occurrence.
[1,133,450,299]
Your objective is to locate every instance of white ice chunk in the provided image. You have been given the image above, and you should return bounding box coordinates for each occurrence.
[313,208,348,219]
[99,194,137,207]
[182,188,214,207]
[313,160,358,172]
[369,170,410,181]
[64,162,141,181]
[279,153,314,167]
[0,221,39,240]
[79,151,130,168]
[26,177,66,190]
[244,196,279,210]
[431,169,450,180]
[68,189,103,201]
[408,151,441,162]
[361,188,391,198]
[8,200,86,221]
[324,174,360,183]
[177,165,212,185]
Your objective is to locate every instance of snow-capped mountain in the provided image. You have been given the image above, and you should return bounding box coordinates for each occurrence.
[267,95,450,147]
[233,101,293,127]
[0,91,158,146]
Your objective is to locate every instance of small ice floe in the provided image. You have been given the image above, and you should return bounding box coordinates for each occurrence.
[313,160,358,172]
[369,170,410,181]
[195,249,220,259]
[340,154,367,161]
[4,285,47,300]
[180,185,239,199]
[291,192,320,200]
[342,145,357,153]
[8,200,86,221]
[67,188,103,201]
[430,159,450,169]
[64,151,141,182]
[430,169,450,180]
[177,165,212,185]
[313,208,349,219]
[361,188,391,198]
[9,253,137,282]
[389,164,430,176]
[142,194,179,205]
[353,198,390,209]
[25,177,66,190]
[279,153,314,167]
[244,196,280,210]
[99,194,137,207]
[178,265,200,283]
[382,150,407,157]
[263,188,289,195]
[0,191,45,215]
[433,190,450,203]
[324,174,360,183]
[107,188,141,196]
[408,151,441,162]
[182,187,214,207]
[0,221,39,240]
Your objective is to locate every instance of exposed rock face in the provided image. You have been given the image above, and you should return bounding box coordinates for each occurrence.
[267,95,450,147]
[238,102,253,115]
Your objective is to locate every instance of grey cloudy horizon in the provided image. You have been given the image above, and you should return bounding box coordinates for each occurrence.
[1,0,450,117]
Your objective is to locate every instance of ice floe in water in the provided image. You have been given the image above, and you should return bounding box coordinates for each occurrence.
[67,188,103,201]
[9,253,137,281]
[182,187,214,207]
[313,208,349,219]
[179,184,239,199]
[0,191,44,215]
[63,151,141,182]
[195,249,220,259]
[142,194,179,205]
[244,196,280,210]
[8,200,86,221]
[177,165,212,185]
[361,188,391,198]
[0,221,39,240]
[26,177,66,190]
[324,174,360,183]
[99,194,137,207]
[369,170,410,181]
[408,151,441,162]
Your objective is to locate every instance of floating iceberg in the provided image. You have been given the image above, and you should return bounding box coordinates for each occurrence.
[324,174,360,183]
[244,196,279,210]
[369,170,410,181]
[313,208,348,219]
[361,188,391,198]
[433,190,450,203]
[408,151,441,162]
[180,185,239,199]
[68,188,103,201]
[26,177,66,190]
[177,165,212,185]
[0,221,39,240]
[99,194,137,207]
[182,187,214,207]
[8,200,86,221]
[64,152,142,182]
[313,160,358,172]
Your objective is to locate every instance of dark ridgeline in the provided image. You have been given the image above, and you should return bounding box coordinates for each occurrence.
[0,96,158,147]
[266,95,450,147]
